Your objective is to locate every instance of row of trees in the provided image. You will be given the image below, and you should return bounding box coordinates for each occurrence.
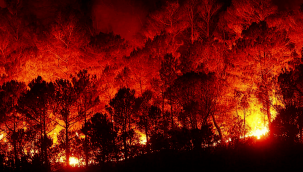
[2,66,303,171]
[0,70,99,170]
[0,69,221,171]
[1,0,303,170]
[0,0,300,132]
[270,64,303,142]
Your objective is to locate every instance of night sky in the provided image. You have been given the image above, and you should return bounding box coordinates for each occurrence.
[0,0,301,40]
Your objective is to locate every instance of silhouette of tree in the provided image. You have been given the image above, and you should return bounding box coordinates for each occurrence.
[224,0,277,36]
[53,78,76,167]
[72,69,100,167]
[84,113,117,164]
[278,64,303,141]
[270,105,303,143]
[230,21,292,128]
[17,76,55,169]
[169,127,192,151]
[149,132,170,152]
[160,53,179,130]
[166,72,222,142]
[135,91,152,145]
[109,87,138,160]
[135,90,163,152]
[143,0,188,53]
[0,80,26,171]
[197,0,223,39]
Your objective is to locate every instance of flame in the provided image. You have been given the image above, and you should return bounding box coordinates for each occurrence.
[248,127,269,139]
[236,94,280,140]
[138,131,147,145]
[69,157,79,166]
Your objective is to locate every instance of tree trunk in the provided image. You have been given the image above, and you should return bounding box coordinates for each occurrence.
[161,89,168,135]
[124,118,128,160]
[211,114,223,143]
[84,119,88,167]
[40,114,44,164]
[128,114,132,158]
[170,97,174,130]
[13,119,18,171]
[145,122,149,153]
[300,124,302,143]
[43,111,49,169]
[65,117,70,167]
[266,95,271,127]
[243,109,246,141]
[84,109,89,168]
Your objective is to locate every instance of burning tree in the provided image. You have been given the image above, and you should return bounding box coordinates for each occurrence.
[83,113,117,164]
[0,80,26,170]
[108,87,139,160]
[53,78,76,167]
[17,76,55,169]
[72,69,100,167]
[166,71,221,145]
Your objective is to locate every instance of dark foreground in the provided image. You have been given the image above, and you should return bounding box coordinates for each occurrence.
[2,138,303,172]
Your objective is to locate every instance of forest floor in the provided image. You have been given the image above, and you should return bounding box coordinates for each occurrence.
[60,138,303,172]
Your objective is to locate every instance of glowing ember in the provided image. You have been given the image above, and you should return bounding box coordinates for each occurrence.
[69,157,79,166]
[0,134,3,140]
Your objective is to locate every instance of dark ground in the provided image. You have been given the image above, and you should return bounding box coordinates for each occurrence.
[60,138,303,172]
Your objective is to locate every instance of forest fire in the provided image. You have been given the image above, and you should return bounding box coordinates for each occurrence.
[138,132,147,145]
[58,155,81,167]
[69,157,80,167]
[249,127,269,139]
[1,0,303,171]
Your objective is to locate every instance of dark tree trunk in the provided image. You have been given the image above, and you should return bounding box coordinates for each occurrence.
[145,122,149,153]
[13,119,19,171]
[170,97,174,130]
[65,116,70,167]
[43,110,49,169]
[84,110,88,168]
[244,109,246,141]
[211,114,223,143]
[84,126,88,167]
[266,96,271,126]
[124,118,128,160]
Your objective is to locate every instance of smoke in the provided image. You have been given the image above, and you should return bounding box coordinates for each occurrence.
[0,0,5,8]
[92,0,160,41]
[272,0,303,11]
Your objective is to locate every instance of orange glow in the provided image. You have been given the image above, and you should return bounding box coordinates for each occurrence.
[239,94,279,140]
[138,131,147,145]
[248,127,269,139]
[58,156,80,166]
[69,157,79,166]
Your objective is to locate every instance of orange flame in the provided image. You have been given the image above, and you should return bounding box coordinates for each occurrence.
[241,94,279,140]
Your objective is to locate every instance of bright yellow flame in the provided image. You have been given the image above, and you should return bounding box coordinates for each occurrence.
[239,95,278,140]
[248,127,269,139]
[0,134,3,140]
[69,157,79,166]
[138,132,147,145]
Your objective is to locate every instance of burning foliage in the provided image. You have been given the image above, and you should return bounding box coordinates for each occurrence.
[0,0,303,171]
